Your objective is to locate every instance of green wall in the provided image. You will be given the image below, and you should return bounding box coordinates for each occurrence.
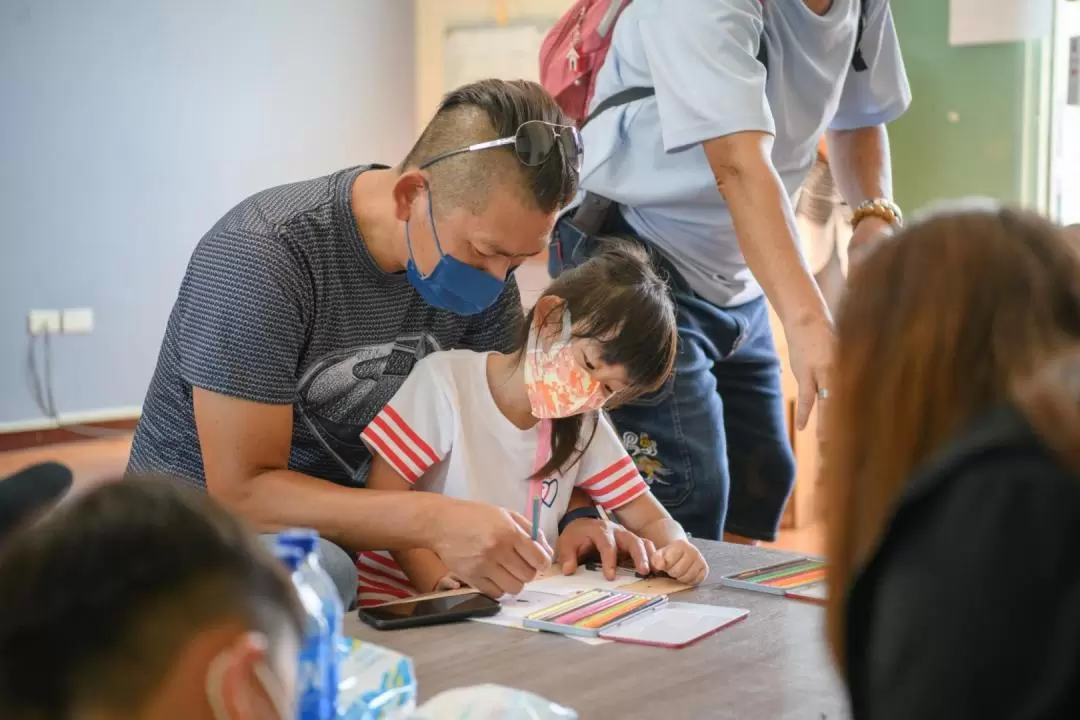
[889,1,1046,212]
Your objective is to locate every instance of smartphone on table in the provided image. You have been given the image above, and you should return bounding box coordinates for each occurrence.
[357,592,501,631]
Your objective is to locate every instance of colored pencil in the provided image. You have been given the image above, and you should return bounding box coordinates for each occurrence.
[578,595,655,630]
[553,592,630,625]
[531,496,541,541]
[528,590,608,622]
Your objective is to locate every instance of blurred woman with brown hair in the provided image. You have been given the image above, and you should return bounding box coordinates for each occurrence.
[825,205,1080,718]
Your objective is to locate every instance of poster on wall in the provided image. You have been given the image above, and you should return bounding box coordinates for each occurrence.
[444,21,554,92]
[949,0,1053,46]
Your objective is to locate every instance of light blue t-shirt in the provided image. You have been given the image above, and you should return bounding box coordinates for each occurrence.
[577,0,911,307]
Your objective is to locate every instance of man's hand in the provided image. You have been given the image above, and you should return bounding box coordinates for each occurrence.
[847,215,894,267]
[554,517,655,580]
[704,130,834,433]
[787,315,835,432]
[429,500,552,598]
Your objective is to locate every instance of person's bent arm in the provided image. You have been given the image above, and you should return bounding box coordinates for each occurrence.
[825,124,896,255]
[194,388,444,550]
[705,131,833,428]
[362,453,455,595]
[194,388,550,597]
[612,493,708,586]
[825,0,911,257]
[825,124,891,210]
[555,486,653,579]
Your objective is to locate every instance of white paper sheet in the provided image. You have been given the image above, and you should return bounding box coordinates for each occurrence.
[468,569,640,645]
[527,568,640,596]
[949,0,1053,47]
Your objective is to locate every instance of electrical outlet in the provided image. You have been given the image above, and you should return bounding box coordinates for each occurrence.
[28,309,62,336]
[62,307,94,334]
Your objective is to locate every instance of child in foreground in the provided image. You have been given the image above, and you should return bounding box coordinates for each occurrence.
[356,242,708,606]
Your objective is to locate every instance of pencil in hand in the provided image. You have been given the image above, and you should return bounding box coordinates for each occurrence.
[531,496,541,541]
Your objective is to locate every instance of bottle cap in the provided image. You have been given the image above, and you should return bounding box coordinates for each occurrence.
[275,528,319,558]
[273,544,304,571]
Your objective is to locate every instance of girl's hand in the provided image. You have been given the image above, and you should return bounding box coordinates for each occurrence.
[433,572,466,592]
[555,516,654,579]
[650,540,709,586]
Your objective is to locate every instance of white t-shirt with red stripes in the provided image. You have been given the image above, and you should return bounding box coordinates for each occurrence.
[355,349,650,606]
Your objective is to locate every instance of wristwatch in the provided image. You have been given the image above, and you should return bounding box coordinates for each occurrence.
[558,506,603,535]
[851,198,903,230]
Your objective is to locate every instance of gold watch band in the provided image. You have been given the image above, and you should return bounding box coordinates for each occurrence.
[851,198,903,229]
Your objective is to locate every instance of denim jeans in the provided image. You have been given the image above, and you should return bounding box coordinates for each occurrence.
[550,211,796,541]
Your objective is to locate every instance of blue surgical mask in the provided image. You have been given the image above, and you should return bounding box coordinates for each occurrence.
[405,187,505,316]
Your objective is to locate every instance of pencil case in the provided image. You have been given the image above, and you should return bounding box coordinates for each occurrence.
[521,589,668,638]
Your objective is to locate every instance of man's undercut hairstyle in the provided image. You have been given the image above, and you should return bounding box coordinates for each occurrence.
[404,78,578,216]
[0,477,302,720]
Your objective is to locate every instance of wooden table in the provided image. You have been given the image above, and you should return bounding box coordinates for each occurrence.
[344,542,849,719]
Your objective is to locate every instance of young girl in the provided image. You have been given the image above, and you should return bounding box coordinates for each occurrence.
[355,242,708,606]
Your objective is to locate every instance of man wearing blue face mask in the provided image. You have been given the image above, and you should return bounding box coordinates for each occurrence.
[128,79,651,607]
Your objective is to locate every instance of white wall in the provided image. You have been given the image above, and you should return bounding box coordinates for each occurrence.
[1050,0,1080,223]
[0,0,416,429]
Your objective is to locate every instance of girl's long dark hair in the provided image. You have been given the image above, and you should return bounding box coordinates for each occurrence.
[525,239,677,480]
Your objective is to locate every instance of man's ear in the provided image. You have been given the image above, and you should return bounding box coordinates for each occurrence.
[392,171,427,222]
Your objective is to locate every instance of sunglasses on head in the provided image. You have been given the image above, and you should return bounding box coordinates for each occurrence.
[419,120,582,174]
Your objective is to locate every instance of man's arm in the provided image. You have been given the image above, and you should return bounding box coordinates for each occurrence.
[706,131,828,332]
[705,132,833,428]
[363,452,454,594]
[637,2,832,427]
[195,389,551,596]
[826,125,896,255]
[193,388,443,551]
[825,124,891,209]
[826,0,911,252]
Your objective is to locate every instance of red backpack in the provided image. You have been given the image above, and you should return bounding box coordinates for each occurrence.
[539,0,867,128]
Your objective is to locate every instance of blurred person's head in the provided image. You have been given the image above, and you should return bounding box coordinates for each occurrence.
[0,477,302,720]
[1064,223,1080,244]
[824,207,1080,668]
[0,462,73,545]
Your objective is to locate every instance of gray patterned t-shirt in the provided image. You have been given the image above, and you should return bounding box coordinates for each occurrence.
[127,166,523,489]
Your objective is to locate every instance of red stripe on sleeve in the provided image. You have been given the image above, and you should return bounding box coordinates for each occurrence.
[383,405,440,466]
[598,473,650,511]
[579,455,635,489]
[361,550,401,573]
[356,570,416,598]
[359,425,419,483]
[370,414,430,477]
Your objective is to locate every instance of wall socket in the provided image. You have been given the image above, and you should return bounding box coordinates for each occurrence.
[27,308,95,336]
[62,307,94,334]
[28,309,62,336]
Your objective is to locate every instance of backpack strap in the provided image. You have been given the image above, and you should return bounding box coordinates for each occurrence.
[581,0,868,128]
[758,0,868,72]
[851,0,868,72]
[581,86,655,128]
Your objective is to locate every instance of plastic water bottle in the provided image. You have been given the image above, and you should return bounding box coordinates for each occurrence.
[274,544,332,720]
[276,529,344,717]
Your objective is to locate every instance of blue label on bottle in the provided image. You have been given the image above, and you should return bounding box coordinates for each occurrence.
[297,635,331,719]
